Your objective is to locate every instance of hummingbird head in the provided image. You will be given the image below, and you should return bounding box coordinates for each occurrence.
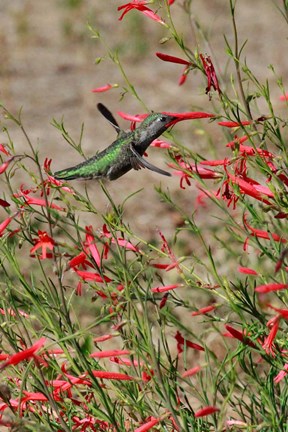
[135,110,214,151]
[138,112,178,141]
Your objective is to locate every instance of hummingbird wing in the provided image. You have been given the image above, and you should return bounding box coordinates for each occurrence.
[129,144,171,177]
[97,103,123,136]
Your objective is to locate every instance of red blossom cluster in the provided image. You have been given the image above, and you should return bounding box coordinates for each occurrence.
[13,183,65,211]
[170,130,286,220]
[0,333,214,430]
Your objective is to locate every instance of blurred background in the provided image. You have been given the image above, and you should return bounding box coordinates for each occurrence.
[0,0,287,237]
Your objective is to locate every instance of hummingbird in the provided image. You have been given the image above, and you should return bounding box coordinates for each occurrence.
[54,103,178,181]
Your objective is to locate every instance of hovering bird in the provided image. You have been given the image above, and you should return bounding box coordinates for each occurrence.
[54,103,177,181]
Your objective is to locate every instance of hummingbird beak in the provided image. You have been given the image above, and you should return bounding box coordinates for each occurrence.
[164,116,180,129]
[164,117,182,128]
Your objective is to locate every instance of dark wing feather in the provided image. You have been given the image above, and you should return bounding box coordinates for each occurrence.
[97,103,122,135]
[129,144,171,177]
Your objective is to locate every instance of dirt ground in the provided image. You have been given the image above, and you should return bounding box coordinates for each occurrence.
[0,0,287,238]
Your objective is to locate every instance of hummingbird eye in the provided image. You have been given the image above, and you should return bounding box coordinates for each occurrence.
[159,116,167,122]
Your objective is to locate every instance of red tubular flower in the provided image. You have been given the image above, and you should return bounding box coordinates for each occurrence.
[67,251,93,270]
[275,212,288,220]
[150,139,172,149]
[170,158,221,189]
[234,144,273,159]
[90,349,130,359]
[274,363,288,383]
[159,293,169,309]
[280,92,288,101]
[91,84,118,93]
[191,305,217,316]
[118,1,165,25]
[227,173,273,205]
[45,348,65,356]
[150,262,175,270]
[267,161,288,187]
[157,229,180,272]
[21,392,48,403]
[162,111,215,126]
[0,198,10,207]
[59,374,91,391]
[85,225,101,267]
[156,52,191,65]
[261,316,280,356]
[102,224,140,253]
[226,419,248,427]
[0,337,46,369]
[228,141,274,170]
[110,356,143,367]
[175,330,204,353]
[75,270,112,283]
[182,366,201,377]
[218,121,252,127]
[43,157,52,173]
[30,230,55,259]
[70,416,98,430]
[141,369,154,382]
[200,158,230,167]
[275,249,288,273]
[172,157,221,177]
[75,281,81,296]
[44,177,75,195]
[151,283,183,293]
[91,370,134,380]
[115,238,139,251]
[199,53,221,96]
[94,334,114,343]
[0,353,9,361]
[224,324,256,348]
[253,184,274,198]
[178,69,190,85]
[238,266,258,275]
[0,144,10,156]
[0,156,15,174]
[118,110,215,128]
[45,174,75,195]
[243,214,287,249]
[156,52,193,85]
[255,283,288,294]
[134,417,160,432]
[0,308,28,317]
[194,406,219,417]
[226,135,250,148]
[267,304,288,319]
[0,212,19,237]
[117,111,148,122]
[14,189,64,211]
